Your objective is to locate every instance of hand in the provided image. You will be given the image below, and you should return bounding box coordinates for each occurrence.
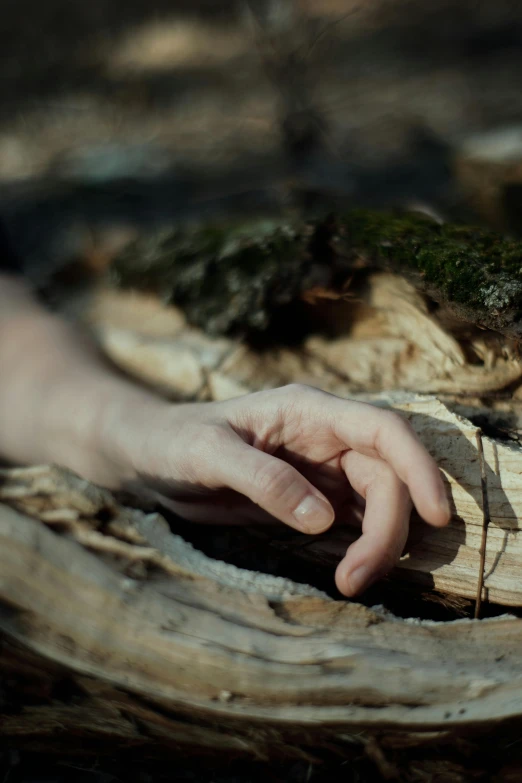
[0,277,448,597]
[107,384,450,596]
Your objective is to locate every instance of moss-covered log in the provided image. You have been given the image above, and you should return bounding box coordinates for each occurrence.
[110,219,322,338]
[336,211,522,338]
[110,211,522,339]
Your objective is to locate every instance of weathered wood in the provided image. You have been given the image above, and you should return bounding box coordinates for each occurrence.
[306,273,522,395]
[2,482,522,761]
[89,279,522,402]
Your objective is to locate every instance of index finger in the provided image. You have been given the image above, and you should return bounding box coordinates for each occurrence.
[327,398,451,528]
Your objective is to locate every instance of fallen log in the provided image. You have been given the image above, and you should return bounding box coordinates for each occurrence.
[109,209,522,339]
[2,465,522,769]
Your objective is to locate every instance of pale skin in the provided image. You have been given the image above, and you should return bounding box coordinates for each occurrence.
[0,273,451,596]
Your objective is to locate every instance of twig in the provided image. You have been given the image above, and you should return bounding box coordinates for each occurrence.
[474,429,491,619]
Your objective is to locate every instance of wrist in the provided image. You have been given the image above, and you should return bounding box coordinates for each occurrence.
[100,395,211,493]
[0,306,165,487]
[0,285,204,491]
[94,383,177,488]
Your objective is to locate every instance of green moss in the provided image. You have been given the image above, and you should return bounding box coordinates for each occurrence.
[111,218,316,336]
[338,210,522,323]
[110,209,522,338]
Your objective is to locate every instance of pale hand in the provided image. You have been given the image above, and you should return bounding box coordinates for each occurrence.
[106,384,451,596]
[0,276,450,597]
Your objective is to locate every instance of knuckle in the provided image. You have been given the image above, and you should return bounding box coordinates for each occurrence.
[276,384,324,422]
[253,460,295,502]
[376,410,414,448]
[380,409,401,427]
[389,410,414,434]
[268,384,312,423]
[279,382,315,399]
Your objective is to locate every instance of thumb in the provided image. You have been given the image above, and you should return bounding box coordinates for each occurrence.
[212,438,334,534]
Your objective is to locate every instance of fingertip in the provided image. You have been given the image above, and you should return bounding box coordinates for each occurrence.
[335,561,354,597]
[434,505,452,528]
[410,465,452,528]
[335,559,371,597]
[293,494,335,534]
[423,486,452,528]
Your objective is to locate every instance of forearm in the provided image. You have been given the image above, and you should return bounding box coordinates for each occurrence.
[0,274,171,485]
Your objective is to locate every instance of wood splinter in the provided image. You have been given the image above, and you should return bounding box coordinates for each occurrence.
[475,428,491,619]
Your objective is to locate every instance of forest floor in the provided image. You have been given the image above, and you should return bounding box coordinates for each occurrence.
[4,1,522,780]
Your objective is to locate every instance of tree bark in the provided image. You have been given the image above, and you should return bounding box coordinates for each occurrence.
[109,209,522,339]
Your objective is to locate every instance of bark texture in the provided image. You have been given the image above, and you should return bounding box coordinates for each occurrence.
[109,210,522,339]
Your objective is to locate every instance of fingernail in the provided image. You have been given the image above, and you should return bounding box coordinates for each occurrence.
[346,565,370,596]
[293,495,333,533]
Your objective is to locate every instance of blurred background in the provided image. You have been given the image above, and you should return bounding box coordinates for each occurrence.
[3,0,522,281]
[3,4,522,781]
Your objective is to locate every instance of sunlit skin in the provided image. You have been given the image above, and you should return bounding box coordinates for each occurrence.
[0,274,450,596]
